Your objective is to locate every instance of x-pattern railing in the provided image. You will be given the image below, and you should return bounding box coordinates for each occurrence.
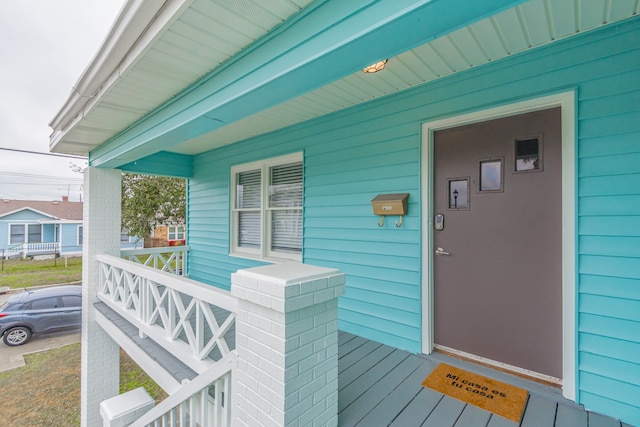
[97,253,237,373]
[121,246,188,276]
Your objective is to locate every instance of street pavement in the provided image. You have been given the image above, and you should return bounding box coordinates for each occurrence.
[0,290,81,373]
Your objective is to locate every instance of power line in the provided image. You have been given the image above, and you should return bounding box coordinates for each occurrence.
[0,171,82,182]
[0,147,87,159]
[0,182,82,187]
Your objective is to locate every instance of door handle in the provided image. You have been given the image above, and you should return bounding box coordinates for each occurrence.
[435,247,450,256]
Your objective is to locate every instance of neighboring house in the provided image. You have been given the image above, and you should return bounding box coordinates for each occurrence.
[148,224,186,247]
[119,230,142,250]
[48,1,640,426]
[0,197,83,258]
[0,198,140,258]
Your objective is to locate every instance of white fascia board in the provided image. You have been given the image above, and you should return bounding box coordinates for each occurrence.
[0,207,58,220]
[49,0,192,151]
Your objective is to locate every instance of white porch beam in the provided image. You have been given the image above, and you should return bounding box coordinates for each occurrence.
[88,0,525,169]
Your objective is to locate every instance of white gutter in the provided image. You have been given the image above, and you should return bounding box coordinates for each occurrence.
[49,0,192,153]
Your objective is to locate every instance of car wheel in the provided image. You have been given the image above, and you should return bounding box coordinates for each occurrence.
[3,326,32,346]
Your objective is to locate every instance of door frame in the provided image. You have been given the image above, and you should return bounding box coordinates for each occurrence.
[420,91,576,400]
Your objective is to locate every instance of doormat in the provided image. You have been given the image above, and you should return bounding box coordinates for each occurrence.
[422,363,528,422]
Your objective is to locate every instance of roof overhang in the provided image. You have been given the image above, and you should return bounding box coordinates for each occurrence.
[49,0,639,172]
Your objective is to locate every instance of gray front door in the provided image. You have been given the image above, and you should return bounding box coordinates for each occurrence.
[433,108,562,379]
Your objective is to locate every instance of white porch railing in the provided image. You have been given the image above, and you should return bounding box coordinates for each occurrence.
[96,253,236,374]
[128,352,235,427]
[121,246,189,276]
[96,250,344,427]
[4,242,59,258]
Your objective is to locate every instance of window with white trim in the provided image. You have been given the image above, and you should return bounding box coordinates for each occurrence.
[78,225,83,245]
[8,224,41,244]
[9,224,25,244]
[168,225,185,240]
[231,152,303,261]
[27,224,41,243]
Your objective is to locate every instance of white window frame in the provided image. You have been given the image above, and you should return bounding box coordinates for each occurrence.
[77,225,83,246]
[27,224,42,243]
[230,152,303,262]
[8,223,42,244]
[8,223,25,244]
[168,225,185,241]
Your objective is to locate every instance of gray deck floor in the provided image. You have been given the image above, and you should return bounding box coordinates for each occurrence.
[338,332,633,427]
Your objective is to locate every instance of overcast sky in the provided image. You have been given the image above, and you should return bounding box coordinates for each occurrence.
[0,0,125,202]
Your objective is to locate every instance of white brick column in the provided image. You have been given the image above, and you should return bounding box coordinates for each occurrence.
[231,263,346,427]
[82,167,122,427]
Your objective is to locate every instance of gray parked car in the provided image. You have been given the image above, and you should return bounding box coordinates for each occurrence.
[0,285,82,346]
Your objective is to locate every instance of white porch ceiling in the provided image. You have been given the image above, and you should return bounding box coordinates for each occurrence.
[51,0,639,157]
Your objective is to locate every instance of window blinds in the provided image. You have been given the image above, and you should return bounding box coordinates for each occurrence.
[28,224,41,243]
[10,225,24,244]
[233,157,303,257]
[237,169,262,249]
[269,162,302,253]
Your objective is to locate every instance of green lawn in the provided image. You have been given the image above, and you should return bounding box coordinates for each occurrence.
[0,256,82,288]
[0,256,168,426]
[0,343,168,426]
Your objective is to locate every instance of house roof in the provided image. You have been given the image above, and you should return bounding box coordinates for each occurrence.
[0,199,83,221]
[49,0,639,169]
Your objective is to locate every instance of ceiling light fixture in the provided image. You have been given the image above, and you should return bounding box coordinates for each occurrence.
[362,59,388,73]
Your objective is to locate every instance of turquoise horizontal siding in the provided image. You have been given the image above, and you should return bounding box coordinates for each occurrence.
[580,294,640,323]
[579,255,640,280]
[580,275,640,300]
[580,236,640,258]
[571,20,640,424]
[580,353,640,400]
[579,379,640,424]
[580,313,640,345]
[579,216,640,237]
[581,395,640,427]
[186,15,640,423]
[581,132,640,158]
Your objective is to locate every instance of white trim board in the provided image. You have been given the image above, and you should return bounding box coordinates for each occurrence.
[420,91,576,401]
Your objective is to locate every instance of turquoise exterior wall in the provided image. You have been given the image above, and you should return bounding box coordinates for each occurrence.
[187,17,640,423]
